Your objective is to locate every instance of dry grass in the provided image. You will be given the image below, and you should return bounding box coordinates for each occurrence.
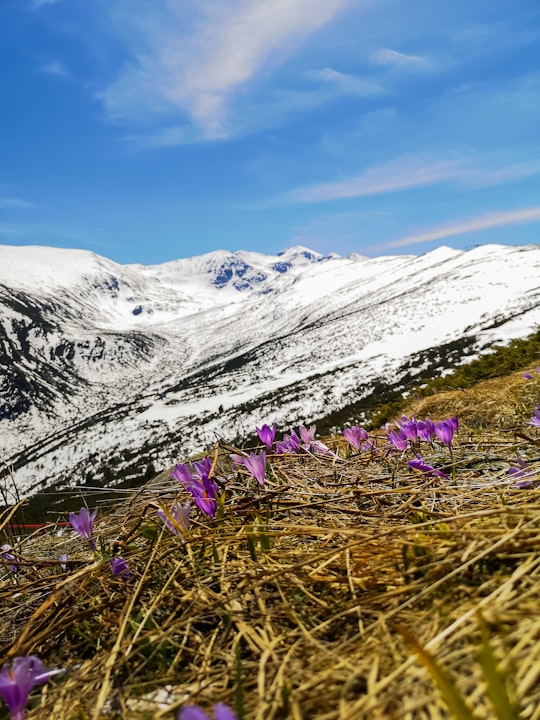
[1,370,539,719]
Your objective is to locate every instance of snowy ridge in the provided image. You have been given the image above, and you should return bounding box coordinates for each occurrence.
[0,242,539,498]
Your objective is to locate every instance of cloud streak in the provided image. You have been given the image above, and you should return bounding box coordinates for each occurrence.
[126,65,382,148]
[32,0,62,7]
[286,157,463,202]
[39,60,70,78]
[0,196,34,209]
[103,0,351,138]
[378,207,540,250]
[285,156,540,203]
[369,48,424,66]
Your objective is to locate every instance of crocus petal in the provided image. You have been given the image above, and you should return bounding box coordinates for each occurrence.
[515,479,534,489]
[256,423,277,450]
[310,441,335,456]
[178,706,210,720]
[171,462,218,518]
[417,420,435,443]
[0,656,61,717]
[288,431,301,452]
[447,416,459,433]
[214,704,238,720]
[434,421,453,448]
[230,453,246,466]
[0,544,18,573]
[159,501,191,535]
[277,431,302,453]
[110,557,131,580]
[343,426,368,451]
[193,458,212,480]
[69,507,97,544]
[191,477,219,517]
[242,451,266,486]
[408,455,450,481]
[399,421,418,442]
[299,424,317,446]
[171,463,192,485]
[386,430,408,451]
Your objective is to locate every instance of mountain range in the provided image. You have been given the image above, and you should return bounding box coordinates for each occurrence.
[1,242,539,504]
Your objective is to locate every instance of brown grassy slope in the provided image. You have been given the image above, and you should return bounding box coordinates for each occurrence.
[407,369,540,434]
[0,369,539,720]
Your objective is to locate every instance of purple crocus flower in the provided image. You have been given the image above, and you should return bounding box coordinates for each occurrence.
[527,407,540,429]
[0,545,17,574]
[59,554,68,572]
[408,455,450,481]
[158,501,192,537]
[446,416,459,433]
[0,656,62,720]
[69,507,98,550]
[242,450,267,487]
[276,430,302,454]
[297,424,334,455]
[110,557,131,581]
[299,424,317,448]
[508,457,536,488]
[343,425,369,451]
[192,477,219,517]
[399,420,418,444]
[523,372,533,380]
[416,419,435,443]
[256,423,277,451]
[192,458,213,480]
[171,462,192,485]
[434,420,454,448]
[178,703,237,720]
[386,429,408,451]
[172,463,218,517]
[311,440,335,456]
[361,438,378,453]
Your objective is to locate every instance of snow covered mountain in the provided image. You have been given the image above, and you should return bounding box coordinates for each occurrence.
[1,242,539,501]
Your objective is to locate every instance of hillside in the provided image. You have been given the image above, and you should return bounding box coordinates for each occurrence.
[1,242,540,503]
[0,363,539,719]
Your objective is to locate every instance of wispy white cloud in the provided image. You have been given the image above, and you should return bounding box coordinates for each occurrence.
[32,0,62,7]
[0,225,29,236]
[460,160,540,188]
[121,64,381,148]
[369,48,425,66]
[285,155,540,203]
[123,125,193,149]
[309,67,383,96]
[38,60,70,78]
[0,196,35,209]
[377,207,540,251]
[102,0,352,138]
[0,222,119,251]
[286,156,463,202]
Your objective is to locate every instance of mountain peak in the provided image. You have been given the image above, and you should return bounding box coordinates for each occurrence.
[278,245,324,262]
[2,242,540,499]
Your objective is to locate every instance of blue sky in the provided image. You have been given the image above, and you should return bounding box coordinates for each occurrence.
[0,0,539,265]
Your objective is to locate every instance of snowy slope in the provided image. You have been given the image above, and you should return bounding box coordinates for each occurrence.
[1,242,539,498]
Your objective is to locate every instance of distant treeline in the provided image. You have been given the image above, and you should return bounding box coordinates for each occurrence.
[368,328,540,428]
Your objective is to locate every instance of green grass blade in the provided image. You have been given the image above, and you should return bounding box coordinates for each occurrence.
[476,613,518,720]
[398,625,476,720]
